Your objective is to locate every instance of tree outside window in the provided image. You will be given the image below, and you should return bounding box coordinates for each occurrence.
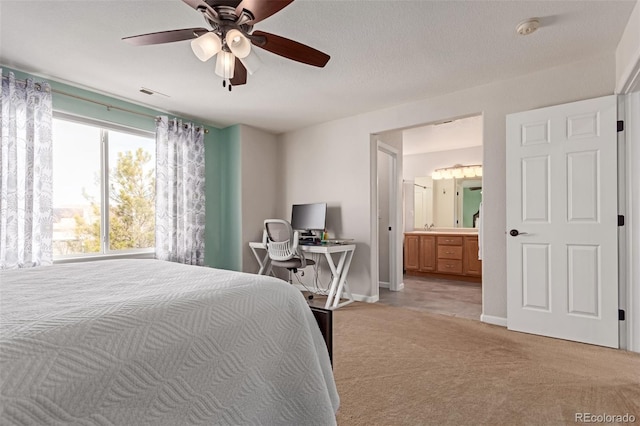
[52,117,155,257]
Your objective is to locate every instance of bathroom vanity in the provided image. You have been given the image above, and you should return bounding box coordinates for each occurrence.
[404,230,481,283]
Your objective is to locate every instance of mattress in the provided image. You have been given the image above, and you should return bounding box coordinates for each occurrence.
[0,259,339,425]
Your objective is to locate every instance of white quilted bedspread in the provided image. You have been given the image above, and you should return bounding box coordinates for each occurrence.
[0,260,339,425]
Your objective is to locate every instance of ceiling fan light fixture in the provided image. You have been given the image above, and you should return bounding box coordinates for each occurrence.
[191,32,222,62]
[239,51,262,75]
[215,50,236,79]
[226,29,251,59]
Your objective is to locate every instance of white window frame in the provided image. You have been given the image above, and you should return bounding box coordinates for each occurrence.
[53,111,156,263]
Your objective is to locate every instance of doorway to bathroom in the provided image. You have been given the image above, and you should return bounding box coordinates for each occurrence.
[379,114,483,320]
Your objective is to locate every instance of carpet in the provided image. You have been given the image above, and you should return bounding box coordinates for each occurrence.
[333,303,640,425]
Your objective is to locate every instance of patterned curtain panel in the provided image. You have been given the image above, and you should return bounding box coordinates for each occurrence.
[155,117,206,265]
[0,70,53,269]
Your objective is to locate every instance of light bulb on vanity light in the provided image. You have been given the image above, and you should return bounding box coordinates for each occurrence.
[191,32,222,62]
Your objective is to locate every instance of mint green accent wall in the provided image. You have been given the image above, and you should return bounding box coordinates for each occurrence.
[3,66,242,270]
[463,188,482,228]
[205,125,242,271]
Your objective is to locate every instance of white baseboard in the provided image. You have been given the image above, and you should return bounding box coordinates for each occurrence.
[379,282,404,291]
[481,314,507,327]
[353,293,379,303]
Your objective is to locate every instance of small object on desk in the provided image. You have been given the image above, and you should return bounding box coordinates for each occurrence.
[322,239,354,245]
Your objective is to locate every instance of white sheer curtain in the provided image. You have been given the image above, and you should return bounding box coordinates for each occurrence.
[0,70,53,269]
[155,116,206,265]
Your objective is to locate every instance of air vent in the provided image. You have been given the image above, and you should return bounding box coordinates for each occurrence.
[139,87,170,97]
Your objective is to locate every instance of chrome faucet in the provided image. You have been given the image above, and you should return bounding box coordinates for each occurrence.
[424,223,435,231]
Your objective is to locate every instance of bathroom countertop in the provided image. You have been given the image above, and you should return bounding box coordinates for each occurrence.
[404,229,479,235]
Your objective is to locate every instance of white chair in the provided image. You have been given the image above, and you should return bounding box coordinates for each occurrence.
[263,219,315,284]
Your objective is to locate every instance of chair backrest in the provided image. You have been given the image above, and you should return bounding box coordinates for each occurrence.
[263,219,300,262]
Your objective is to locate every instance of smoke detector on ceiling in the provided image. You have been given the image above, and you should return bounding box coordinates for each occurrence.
[516,18,540,36]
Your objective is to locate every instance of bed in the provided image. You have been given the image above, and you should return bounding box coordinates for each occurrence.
[0,259,339,425]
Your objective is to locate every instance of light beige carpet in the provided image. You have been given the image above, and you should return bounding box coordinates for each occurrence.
[332,303,640,425]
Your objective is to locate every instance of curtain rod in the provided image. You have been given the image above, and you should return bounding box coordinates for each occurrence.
[2,74,209,133]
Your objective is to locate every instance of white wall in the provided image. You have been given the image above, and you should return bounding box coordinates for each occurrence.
[240,125,279,273]
[279,53,616,321]
[616,0,640,93]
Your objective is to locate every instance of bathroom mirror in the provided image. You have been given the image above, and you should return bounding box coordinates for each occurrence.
[413,177,482,229]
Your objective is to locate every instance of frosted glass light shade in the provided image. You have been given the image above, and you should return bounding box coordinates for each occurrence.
[475,166,483,177]
[215,51,235,79]
[239,51,262,75]
[441,170,452,179]
[226,29,251,59]
[452,168,464,179]
[463,167,475,177]
[191,33,222,62]
[431,170,442,180]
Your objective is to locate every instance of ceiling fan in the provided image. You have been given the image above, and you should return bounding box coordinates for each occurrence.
[122,0,330,90]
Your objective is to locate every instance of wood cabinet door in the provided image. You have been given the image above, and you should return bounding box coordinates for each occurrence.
[404,235,420,270]
[463,236,482,276]
[419,235,436,272]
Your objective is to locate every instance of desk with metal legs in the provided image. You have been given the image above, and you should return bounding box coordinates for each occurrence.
[249,242,356,310]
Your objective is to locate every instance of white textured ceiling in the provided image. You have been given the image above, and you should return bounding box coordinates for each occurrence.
[403,115,483,155]
[0,1,635,134]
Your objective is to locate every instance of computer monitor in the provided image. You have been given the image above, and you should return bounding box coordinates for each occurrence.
[291,203,327,233]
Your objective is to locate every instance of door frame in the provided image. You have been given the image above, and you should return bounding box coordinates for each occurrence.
[370,138,403,296]
[622,91,640,352]
[619,43,640,352]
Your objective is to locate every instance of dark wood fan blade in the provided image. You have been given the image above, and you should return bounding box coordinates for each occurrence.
[182,0,218,18]
[250,30,330,67]
[236,0,294,24]
[231,58,247,86]
[122,28,209,46]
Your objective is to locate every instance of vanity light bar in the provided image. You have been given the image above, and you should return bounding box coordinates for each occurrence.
[431,165,482,180]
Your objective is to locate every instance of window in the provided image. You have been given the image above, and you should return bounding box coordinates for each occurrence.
[52,114,155,258]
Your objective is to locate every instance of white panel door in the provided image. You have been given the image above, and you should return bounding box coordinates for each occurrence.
[506,95,618,348]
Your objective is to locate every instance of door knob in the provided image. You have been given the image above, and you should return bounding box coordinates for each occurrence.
[509,229,529,236]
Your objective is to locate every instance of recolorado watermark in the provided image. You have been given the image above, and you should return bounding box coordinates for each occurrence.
[575,412,636,423]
